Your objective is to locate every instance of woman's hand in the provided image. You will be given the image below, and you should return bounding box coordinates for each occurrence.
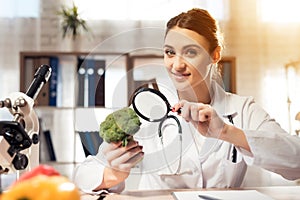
[96,140,144,189]
[173,100,225,139]
[103,139,144,172]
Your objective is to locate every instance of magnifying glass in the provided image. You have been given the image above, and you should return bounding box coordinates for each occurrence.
[131,87,182,174]
[132,87,181,122]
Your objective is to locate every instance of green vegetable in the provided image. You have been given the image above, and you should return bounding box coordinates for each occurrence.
[100,107,141,146]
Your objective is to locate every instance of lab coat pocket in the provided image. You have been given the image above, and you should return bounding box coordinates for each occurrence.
[222,158,247,187]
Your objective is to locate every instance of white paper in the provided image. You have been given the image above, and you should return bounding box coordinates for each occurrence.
[172,190,274,200]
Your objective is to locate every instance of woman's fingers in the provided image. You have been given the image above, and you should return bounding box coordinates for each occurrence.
[102,141,122,154]
[104,140,138,159]
[172,101,184,112]
[175,101,211,122]
[110,146,144,171]
[103,139,144,171]
[194,104,212,122]
[174,100,225,138]
[115,150,144,171]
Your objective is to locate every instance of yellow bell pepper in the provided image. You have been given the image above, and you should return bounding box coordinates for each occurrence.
[1,175,80,200]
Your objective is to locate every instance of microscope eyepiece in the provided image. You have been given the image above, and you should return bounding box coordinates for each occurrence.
[26,65,52,100]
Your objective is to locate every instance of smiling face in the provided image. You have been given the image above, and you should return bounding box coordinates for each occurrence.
[163,27,213,92]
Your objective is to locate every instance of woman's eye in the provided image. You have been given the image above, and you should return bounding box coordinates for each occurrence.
[184,49,198,57]
[164,49,176,56]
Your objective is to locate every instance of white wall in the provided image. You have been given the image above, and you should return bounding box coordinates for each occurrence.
[221,0,300,133]
[1,0,300,131]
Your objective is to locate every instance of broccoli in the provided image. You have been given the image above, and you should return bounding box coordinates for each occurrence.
[99,107,141,146]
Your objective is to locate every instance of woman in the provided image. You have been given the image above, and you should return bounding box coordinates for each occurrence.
[73,8,300,193]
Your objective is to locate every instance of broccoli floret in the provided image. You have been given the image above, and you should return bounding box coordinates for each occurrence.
[99,107,141,146]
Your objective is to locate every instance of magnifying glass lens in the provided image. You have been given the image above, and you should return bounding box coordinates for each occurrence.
[133,90,168,121]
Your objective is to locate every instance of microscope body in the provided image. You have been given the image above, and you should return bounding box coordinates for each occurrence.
[0,92,39,175]
[0,64,51,177]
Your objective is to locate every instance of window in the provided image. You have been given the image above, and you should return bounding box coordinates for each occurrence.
[73,0,226,21]
[0,0,39,18]
[259,0,300,23]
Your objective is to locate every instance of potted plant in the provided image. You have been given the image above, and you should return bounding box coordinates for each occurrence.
[58,3,90,40]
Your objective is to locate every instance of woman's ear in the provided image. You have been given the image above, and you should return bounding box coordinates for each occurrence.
[211,46,221,63]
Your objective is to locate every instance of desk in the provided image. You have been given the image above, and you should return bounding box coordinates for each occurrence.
[80,186,300,200]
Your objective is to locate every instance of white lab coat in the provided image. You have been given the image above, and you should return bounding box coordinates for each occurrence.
[72,81,300,193]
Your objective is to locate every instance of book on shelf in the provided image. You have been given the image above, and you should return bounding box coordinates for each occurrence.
[94,59,106,107]
[78,131,103,157]
[86,58,96,106]
[38,118,47,162]
[77,57,106,107]
[56,56,77,107]
[49,56,59,106]
[24,57,35,92]
[38,118,56,162]
[43,130,56,161]
[77,57,86,107]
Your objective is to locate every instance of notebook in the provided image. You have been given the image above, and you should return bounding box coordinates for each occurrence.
[172,190,274,200]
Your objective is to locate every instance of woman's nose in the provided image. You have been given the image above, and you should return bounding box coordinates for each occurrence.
[173,55,186,70]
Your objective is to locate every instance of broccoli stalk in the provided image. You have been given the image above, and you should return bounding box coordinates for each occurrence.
[99,107,141,146]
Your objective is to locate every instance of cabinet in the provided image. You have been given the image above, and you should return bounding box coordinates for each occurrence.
[218,56,236,93]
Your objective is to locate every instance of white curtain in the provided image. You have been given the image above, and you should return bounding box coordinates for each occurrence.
[0,1,41,121]
[0,0,41,99]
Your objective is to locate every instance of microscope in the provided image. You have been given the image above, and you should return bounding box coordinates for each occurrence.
[0,65,51,177]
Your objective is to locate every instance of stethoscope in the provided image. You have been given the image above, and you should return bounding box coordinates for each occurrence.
[131,86,238,174]
[131,87,183,174]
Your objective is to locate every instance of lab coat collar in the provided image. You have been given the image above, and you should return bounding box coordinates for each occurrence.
[210,80,238,120]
